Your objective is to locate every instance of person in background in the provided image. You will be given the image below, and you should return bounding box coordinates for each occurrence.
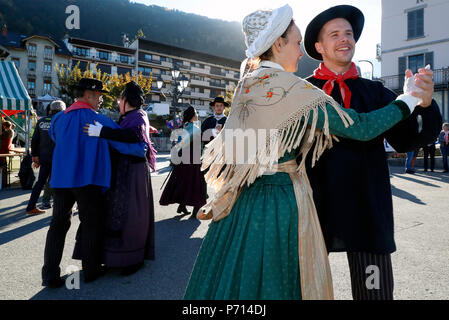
[423,142,436,173]
[405,148,420,174]
[160,106,207,218]
[25,101,66,215]
[439,123,449,173]
[201,96,228,148]
[0,120,15,187]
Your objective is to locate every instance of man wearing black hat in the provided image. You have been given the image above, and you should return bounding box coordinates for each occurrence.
[201,96,228,148]
[303,5,442,300]
[42,78,147,287]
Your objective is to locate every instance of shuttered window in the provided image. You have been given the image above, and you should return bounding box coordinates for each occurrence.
[408,9,424,39]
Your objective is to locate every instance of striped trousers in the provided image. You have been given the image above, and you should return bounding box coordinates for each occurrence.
[347,252,394,300]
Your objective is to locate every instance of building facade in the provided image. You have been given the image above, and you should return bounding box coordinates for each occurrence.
[64,36,137,78]
[0,25,71,109]
[131,38,240,116]
[380,0,449,121]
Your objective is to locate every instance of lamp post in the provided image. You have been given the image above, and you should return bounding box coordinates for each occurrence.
[157,65,190,128]
[358,59,374,80]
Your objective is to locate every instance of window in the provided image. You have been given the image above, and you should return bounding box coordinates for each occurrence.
[120,55,129,63]
[27,79,35,89]
[28,61,36,72]
[408,9,424,39]
[44,46,52,58]
[12,58,20,69]
[145,54,152,61]
[28,44,37,54]
[408,54,424,73]
[44,62,52,73]
[43,82,51,92]
[75,47,89,57]
[97,50,110,61]
[138,66,152,76]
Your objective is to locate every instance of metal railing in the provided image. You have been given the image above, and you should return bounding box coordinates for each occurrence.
[28,50,37,57]
[381,67,449,92]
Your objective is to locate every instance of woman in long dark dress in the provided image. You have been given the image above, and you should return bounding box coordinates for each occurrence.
[83,81,156,275]
[160,106,207,218]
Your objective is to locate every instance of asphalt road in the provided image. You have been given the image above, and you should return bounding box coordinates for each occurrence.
[0,154,448,300]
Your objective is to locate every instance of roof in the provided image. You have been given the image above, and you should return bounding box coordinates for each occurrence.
[0,31,72,56]
[0,61,32,111]
[138,38,241,69]
[69,37,136,55]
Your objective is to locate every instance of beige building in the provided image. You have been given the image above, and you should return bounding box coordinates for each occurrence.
[380,0,449,120]
[0,25,71,110]
[130,38,241,116]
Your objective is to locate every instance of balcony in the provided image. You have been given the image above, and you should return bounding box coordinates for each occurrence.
[27,88,36,96]
[43,71,52,79]
[44,54,53,60]
[190,79,209,87]
[161,61,173,68]
[191,66,209,74]
[190,91,210,99]
[28,51,37,57]
[209,82,227,89]
[380,68,449,92]
[27,70,36,78]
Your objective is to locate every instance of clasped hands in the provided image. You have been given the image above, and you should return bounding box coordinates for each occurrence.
[403,65,434,108]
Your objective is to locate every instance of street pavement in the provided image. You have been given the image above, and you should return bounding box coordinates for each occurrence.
[0,153,448,300]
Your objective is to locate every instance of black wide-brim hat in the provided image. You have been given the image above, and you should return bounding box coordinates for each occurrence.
[75,78,109,93]
[209,96,229,107]
[304,5,365,61]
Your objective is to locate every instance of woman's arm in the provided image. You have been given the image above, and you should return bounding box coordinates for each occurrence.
[312,100,413,142]
[99,126,140,143]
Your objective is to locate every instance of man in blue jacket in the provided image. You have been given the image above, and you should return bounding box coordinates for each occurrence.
[42,78,148,288]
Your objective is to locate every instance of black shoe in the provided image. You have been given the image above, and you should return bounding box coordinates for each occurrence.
[424,169,428,172]
[190,207,200,219]
[120,262,144,276]
[84,266,108,283]
[177,204,190,215]
[405,169,415,174]
[41,203,52,210]
[42,277,65,288]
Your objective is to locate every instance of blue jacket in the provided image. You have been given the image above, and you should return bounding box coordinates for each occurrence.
[49,108,147,189]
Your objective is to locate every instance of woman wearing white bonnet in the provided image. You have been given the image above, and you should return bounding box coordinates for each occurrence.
[184,4,424,300]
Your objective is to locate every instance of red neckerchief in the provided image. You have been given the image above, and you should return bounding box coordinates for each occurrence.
[64,100,96,114]
[313,62,359,109]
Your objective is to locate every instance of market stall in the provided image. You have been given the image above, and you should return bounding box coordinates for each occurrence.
[0,61,33,153]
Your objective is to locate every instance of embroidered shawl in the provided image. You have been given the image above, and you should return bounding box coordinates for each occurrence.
[200,63,354,222]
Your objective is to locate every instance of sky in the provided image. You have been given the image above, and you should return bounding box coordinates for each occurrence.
[131,0,382,77]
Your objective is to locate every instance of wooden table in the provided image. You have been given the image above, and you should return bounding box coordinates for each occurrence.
[0,151,26,189]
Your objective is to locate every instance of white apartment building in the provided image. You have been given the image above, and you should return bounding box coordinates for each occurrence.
[130,38,240,116]
[380,0,449,120]
[0,25,71,109]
